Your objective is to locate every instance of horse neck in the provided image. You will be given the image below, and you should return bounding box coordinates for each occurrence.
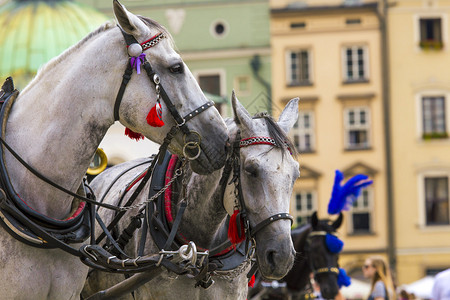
[3,27,123,219]
[175,167,229,248]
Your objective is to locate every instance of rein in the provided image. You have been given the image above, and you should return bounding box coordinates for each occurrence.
[0,25,217,272]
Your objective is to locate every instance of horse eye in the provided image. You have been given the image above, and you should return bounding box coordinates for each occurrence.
[244,163,259,177]
[169,63,183,74]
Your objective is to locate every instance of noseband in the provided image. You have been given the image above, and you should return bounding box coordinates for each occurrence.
[222,130,294,241]
[114,27,214,161]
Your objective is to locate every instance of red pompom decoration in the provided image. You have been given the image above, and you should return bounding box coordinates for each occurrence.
[228,209,246,245]
[146,102,164,127]
[125,127,144,141]
[248,275,256,288]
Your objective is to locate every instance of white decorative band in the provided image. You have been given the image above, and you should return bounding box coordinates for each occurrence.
[240,137,292,155]
[141,33,165,51]
[240,137,277,148]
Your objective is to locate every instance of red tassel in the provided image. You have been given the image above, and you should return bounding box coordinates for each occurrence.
[228,209,245,245]
[146,102,164,127]
[248,275,256,288]
[125,127,144,141]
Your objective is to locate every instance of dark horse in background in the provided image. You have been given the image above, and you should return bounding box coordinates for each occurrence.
[248,212,343,300]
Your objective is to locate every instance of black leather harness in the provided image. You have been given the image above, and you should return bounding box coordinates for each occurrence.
[146,152,249,278]
[0,77,93,256]
[0,25,218,267]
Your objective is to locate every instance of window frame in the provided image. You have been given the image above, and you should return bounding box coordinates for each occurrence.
[414,14,447,51]
[285,48,313,86]
[293,190,317,227]
[343,106,371,150]
[418,171,450,228]
[348,187,374,235]
[341,45,370,83]
[193,69,227,116]
[415,91,450,141]
[291,110,315,153]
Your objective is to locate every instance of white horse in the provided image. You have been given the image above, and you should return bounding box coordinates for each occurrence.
[82,93,300,300]
[0,1,228,299]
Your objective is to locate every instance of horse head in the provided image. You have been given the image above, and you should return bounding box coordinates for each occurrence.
[307,211,343,299]
[225,92,299,280]
[112,1,228,174]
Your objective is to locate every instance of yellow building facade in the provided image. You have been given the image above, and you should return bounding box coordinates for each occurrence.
[388,0,450,284]
[270,0,390,281]
[270,0,450,287]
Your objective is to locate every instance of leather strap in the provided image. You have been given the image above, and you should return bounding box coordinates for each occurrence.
[183,101,214,122]
[250,213,293,238]
[113,62,133,121]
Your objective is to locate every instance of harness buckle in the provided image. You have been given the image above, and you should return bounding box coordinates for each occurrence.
[176,118,186,128]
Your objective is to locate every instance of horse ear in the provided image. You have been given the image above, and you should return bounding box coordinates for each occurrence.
[113,0,150,39]
[332,213,343,230]
[311,211,319,229]
[277,97,299,134]
[231,90,253,128]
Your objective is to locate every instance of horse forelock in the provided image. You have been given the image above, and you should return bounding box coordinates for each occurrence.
[225,115,297,158]
[253,113,298,158]
[138,15,175,48]
[315,219,337,233]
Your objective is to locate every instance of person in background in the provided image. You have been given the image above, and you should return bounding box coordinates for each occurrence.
[362,256,395,300]
[431,268,450,300]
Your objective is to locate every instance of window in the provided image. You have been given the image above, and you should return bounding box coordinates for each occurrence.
[294,191,316,226]
[344,107,371,150]
[422,96,447,139]
[235,76,250,95]
[199,74,221,96]
[342,46,368,82]
[291,111,315,152]
[286,49,311,86]
[425,177,450,226]
[196,71,225,115]
[349,188,372,234]
[419,18,443,49]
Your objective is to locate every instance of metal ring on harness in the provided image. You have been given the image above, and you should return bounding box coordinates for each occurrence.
[179,241,197,266]
[182,131,202,161]
[183,142,201,161]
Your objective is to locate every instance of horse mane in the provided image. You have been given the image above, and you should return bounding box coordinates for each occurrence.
[33,21,116,78]
[138,16,175,47]
[29,16,174,91]
[314,218,338,233]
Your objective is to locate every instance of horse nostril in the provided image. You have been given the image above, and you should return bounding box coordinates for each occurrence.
[266,250,276,267]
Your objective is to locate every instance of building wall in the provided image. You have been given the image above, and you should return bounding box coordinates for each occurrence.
[271,2,388,280]
[388,0,450,284]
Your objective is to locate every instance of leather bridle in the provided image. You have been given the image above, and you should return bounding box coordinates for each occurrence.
[306,231,340,277]
[114,27,215,161]
[221,129,294,242]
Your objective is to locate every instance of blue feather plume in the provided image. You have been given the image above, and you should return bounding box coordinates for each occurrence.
[325,233,344,253]
[337,268,351,288]
[327,170,373,215]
